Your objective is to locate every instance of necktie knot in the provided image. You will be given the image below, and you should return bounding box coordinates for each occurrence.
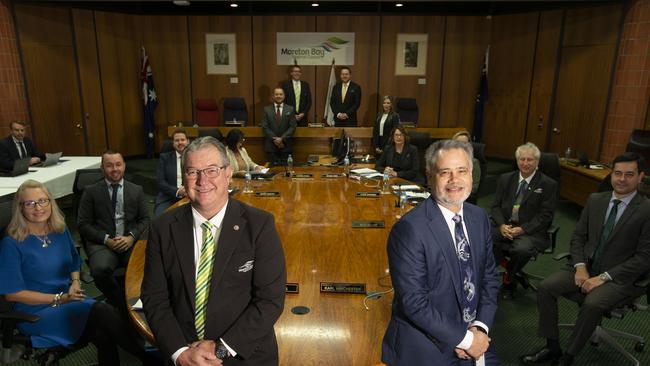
[452,214,462,224]
[201,221,216,232]
[612,199,621,207]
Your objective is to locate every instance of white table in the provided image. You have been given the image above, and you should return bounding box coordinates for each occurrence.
[0,156,101,199]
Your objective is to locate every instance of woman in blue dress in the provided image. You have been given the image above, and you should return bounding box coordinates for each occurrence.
[0,180,155,365]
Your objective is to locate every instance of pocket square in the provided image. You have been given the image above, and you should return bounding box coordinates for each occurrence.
[533,188,543,193]
[238,260,254,273]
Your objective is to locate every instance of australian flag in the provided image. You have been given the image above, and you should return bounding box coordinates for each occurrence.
[141,47,158,157]
[472,46,489,143]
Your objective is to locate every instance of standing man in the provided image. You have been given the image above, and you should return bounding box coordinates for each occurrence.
[521,152,650,366]
[382,140,500,365]
[77,150,150,308]
[281,65,312,127]
[329,66,361,127]
[491,142,558,299]
[141,136,286,366]
[261,87,297,165]
[154,129,189,215]
[0,121,45,171]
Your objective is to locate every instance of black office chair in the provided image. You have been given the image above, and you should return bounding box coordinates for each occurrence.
[0,295,37,364]
[395,98,419,126]
[72,169,104,284]
[0,198,13,238]
[407,131,431,186]
[159,138,173,155]
[198,127,224,141]
[554,253,649,366]
[468,142,488,204]
[223,97,248,125]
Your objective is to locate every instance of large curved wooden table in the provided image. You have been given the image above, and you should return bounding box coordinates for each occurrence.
[126,164,417,365]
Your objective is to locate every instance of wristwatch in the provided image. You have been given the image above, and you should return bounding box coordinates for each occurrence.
[216,343,231,360]
[598,273,610,282]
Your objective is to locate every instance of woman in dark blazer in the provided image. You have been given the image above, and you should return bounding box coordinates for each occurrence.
[375,125,421,183]
[372,95,401,155]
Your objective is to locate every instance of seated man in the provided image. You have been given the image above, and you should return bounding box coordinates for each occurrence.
[521,152,650,365]
[77,150,150,308]
[154,129,188,215]
[0,121,45,171]
[491,142,558,299]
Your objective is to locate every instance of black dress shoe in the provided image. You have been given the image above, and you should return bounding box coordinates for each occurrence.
[513,272,531,289]
[501,282,516,300]
[520,347,563,364]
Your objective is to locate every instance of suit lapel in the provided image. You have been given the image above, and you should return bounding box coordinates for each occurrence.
[505,172,519,207]
[593,193,611,241]
[608,193,642,241]
[520,172,541,205]
[425,200,462,303]
[207,200,245,307]
[464,208,483,281]
[171,205,198,308]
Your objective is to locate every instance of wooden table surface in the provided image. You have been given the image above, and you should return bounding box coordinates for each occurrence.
[126,165,418,365]
[559,160,611,206]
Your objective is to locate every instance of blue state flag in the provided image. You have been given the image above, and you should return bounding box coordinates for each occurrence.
[473,46,489,143]
[141,47,158,157]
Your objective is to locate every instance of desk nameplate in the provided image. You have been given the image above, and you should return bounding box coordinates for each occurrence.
[293,173,313,179]
[322,173,345,178]
[320,282,366,294]
[286,283,299,293]
[352,220,385,228]
[255,191,280,197]
[356,192,380,198]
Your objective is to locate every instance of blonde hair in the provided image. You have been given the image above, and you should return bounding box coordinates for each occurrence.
[6,180,66,241]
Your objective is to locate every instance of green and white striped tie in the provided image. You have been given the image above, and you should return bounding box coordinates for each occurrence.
[195,221,218,339]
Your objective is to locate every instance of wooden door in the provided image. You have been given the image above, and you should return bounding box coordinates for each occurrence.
[15,4,87,155]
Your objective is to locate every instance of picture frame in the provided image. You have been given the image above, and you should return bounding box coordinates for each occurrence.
[395,34,428,76]
[206,33,237,75]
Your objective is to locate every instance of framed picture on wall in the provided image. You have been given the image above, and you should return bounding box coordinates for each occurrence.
[206,33,237,74]
[395,34,428,76]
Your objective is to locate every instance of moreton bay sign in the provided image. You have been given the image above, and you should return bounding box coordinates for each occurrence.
[276,32,355,65]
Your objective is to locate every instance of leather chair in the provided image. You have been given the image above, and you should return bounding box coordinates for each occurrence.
[159,138,173,155]
[554,253,649,366]
[0,198,13,238]
[195,98,220,126]
[395,98,419,126]
[223,97,248,125]
[407,130,431,186]
[198,127,224,141]
[468,142,488,204]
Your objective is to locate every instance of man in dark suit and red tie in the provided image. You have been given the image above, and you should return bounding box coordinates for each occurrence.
[329,66,361,127]
[261,87,297,165]
[521,152,650,366]
[382,139,500,365]
[281,65,312,127]
[141,136,286,366]
[0,121,45,171]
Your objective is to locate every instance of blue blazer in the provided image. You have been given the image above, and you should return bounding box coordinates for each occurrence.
[382,198,500,365]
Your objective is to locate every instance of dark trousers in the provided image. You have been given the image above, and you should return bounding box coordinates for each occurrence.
[491,232,538,275]
[536,267,643,355]
[78,302,159,366]
[86,242,132,308]
[265,151,290,166]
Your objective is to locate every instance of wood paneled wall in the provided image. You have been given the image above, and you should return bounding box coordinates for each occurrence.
[13,4,624,159]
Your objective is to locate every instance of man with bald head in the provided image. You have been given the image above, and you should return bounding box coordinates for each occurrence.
[261,87,296,165]
[382,139,500,365]
[142,136,286,366]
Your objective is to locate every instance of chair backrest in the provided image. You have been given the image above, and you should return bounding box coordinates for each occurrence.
[195,98,220,126]
[198,127,224,141]
[471,142,488,195]
[408,131,431,185]
[159,138,174,154]
[0,198,14,237]
[223,97,248,124]
[538,152,561,199]
[72,169,104,217]
[626,129,650,175]
[396,98,419,125]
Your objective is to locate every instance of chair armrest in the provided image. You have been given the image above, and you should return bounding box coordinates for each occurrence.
[553,252,571,261]
[544,225,560,254]
[0,311,40,323]
[634,275,650,288]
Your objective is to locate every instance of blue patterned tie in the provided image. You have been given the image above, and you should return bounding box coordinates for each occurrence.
[452,214,478,324]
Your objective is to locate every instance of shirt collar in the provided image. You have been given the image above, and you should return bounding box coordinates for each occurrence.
[611,190,636,206]
[275,103,283,109]
[191,200,228,229]
[105,178,124,187]
[12,136,23,144]
[518,170,536,185]
[175,151,182,159]
[437,202,465,222]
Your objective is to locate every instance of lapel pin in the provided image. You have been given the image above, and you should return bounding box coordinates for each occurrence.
[233,225,240,231]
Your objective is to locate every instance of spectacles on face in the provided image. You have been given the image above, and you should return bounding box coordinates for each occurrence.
[21,198,51,209]
[185,166,227,179]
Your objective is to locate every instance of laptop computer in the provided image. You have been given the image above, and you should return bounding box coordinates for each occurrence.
[36,152,64,167]
[0,157,31,177]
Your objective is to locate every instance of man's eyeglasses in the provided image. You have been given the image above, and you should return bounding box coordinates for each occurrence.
[185,166,227,179]
[21,198,51,209]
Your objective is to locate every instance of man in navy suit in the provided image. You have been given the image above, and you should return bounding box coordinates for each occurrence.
[0,121,45,171]
[382,139,500,365]
[154,129,189,215]
[261,88,297,164]
[329,66,361,127]
[281,65,311,127]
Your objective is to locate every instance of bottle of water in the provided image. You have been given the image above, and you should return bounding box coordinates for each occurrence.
[381,172,390,194]
[243,171,252,193]
[343,155,350,177]
[564,147,572,161]
[287,154,294,176]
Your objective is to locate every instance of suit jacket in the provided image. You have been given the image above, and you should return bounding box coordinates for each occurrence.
[0,135,44,171]
[491,170,558,250]
[382,199,500,365]
[281,79,312,126]
[155,151,181,207]
[375,144,420,183]
[372,112,400,150]
[77,179,150,246]
[329,81,361,127]
[570,191,650,284]
[141,200,287,365]
[261,104,297,154]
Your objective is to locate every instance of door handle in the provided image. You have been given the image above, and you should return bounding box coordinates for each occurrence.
[75,123,83,129]
[552,127,560,134]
